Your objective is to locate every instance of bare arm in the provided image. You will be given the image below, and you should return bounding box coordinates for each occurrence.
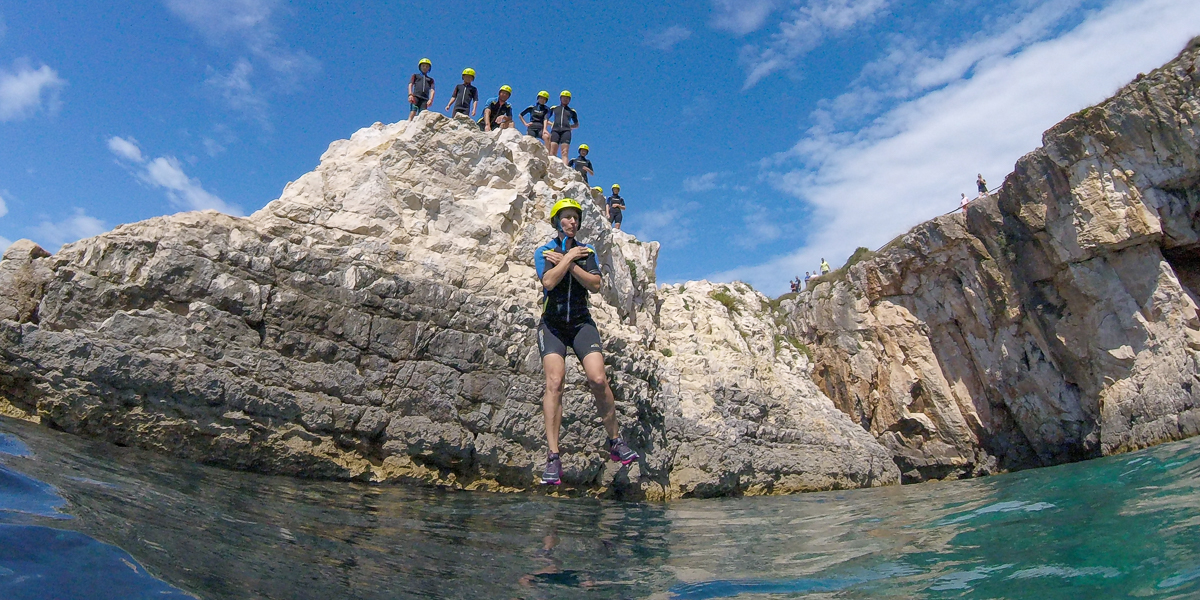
[484,107,493,131]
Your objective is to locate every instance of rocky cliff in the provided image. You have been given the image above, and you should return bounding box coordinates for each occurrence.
[0,113,898,500]
[788,38,1200,482]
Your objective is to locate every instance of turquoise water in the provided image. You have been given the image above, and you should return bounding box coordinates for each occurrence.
[2,416,1200,599]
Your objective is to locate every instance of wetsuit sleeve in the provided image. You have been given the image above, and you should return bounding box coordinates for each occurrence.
[535,246,547,280]
[568,159,576,167]
[570,108,579,126]
[521,106,532,118]
[582,246,601,275]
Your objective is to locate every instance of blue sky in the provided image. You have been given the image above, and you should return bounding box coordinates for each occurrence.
[1,0,1198,295]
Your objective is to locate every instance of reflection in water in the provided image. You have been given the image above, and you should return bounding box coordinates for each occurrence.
[2,417,1200,599]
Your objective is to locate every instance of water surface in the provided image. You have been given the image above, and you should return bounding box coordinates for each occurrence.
[2,416,1199,599]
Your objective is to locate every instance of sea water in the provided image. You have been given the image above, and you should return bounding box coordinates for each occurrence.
[2,415,1199,600]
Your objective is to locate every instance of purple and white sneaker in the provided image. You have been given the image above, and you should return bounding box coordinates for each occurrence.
[541,453,562,485]
[608,438,639,465]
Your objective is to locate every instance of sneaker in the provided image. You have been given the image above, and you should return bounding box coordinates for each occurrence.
[541,453,562,485]
[608,438,639,465]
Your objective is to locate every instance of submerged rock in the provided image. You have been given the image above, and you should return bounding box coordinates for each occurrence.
[0,114,897,499]
[790,38,1200,482]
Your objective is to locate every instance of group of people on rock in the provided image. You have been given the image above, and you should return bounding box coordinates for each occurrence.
[407,58,640,486]
[792,259,831,292]
[406,58,628,230]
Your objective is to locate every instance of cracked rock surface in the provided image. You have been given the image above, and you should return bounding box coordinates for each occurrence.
[0,113,898,499]
[788,38,1200,483]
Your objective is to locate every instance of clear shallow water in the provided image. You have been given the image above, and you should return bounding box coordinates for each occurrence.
[2,417,1200,599]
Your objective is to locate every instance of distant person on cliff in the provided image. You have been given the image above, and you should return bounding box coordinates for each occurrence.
[444,68,479,118]
[407,58,435,121]
[960,192,970,215]
[520,90,553,146]
[534,198,640,485]
[820,259,830,275]
[606,184,625,230]
[804,271,812,285]
[790,279,799,293]
[568,145,594,184]
[480,85,514,131]
[977,174,988,196]
[546,91,579,165]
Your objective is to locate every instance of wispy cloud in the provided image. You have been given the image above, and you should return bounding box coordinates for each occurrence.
[0,236,12,254]
[711,0,1200,294]
[711,0,777,36]
[735,202,787,249]
[0,191,8,218]
[629,200,700,250]
[164,0,318,125]
[734,0,891,89]
[108,136,244,215]
[32,208,108,250]
[645,25,693,51]
[683,172,722,192]
[0,59,66,122]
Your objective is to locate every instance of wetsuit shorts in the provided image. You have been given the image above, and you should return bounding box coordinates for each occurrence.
[550,129,572,145]
[527,125,544,138]
[538,318,602,359]
[609,209,622,225]
[410,98,428,113]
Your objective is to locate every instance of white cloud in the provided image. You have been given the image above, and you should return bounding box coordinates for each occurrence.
[683,172,722,192]
[629,201,700,250]
[201,136,226,157]
[711,0,1200,294]
[738,0,890,89]
[143,157,244,215]
[0,236,11,254]
[107,136,244,216]
[107,136,144,163]
[164,0,318,123]
[0,59,66,122]
[645,25,693,52]
[735,203,787,248]
[32,209,108,250]
[712,0,777,35]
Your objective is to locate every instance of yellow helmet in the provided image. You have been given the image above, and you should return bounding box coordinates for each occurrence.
[592,186,602,193]
[579,144,589,152]
[537,90,549,99]
[560,90,572,98]
[611,183,620,190]
[462,68,476,77]
[418,58,432,67]
[499,85,512,94]
[550,198,584,227]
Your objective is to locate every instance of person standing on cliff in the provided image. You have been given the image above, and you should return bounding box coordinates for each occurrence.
[407,58,435,121]
[568,144,594,184]
[977,174,988,196]
[960,192,970,214]
[444,68,479,118]
[520,90,553,146]
[534,198,640,485]
[546,91,579,165]
[606,184,625,230]
[820,258,830,275]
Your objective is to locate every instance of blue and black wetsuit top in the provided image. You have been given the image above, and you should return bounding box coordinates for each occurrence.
[547,105,579,132]
[450,83,478,114]
[410,72,434,101]
[534,235,601,326]
[521,102,552,127]
[483,97,513,126]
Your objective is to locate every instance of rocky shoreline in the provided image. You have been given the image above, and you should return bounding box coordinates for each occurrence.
[2,40,1198,499]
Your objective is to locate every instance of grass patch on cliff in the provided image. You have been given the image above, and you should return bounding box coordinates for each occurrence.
[807,247,875,289]
[709,289,740,314]
[774,334,813,360]
[625,259,638,282]
[660,348,674,357]
[769,292,798,310]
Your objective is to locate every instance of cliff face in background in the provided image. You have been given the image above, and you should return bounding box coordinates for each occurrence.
[0,113,897,500]
[3,42,1199,497]
[788,38,1200,482]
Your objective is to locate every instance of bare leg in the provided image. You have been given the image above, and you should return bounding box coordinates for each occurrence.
[542,354,567,454]
[614,223,621,230]
[408,110,417,121]
[581,352,619,439]
[548,141,559,159]
[560,143,571,165]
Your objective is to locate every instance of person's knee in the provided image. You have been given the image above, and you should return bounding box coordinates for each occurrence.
[586,370,608,392]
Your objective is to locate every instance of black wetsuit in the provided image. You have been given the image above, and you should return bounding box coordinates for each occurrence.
[568,156,593,183]
[606,194,625,225]
[547,105,578,145]
[534,235,603,359]
[481,97,513,129]
[449,83,478,116]
[521,102,552,137]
